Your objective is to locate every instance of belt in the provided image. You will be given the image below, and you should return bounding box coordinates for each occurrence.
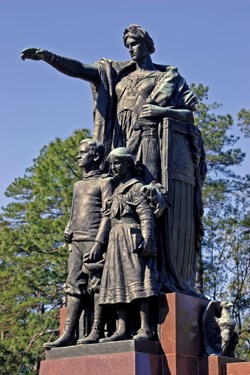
[111,217,140,226]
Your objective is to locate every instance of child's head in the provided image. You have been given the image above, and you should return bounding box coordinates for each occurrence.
[78,139,104,168]
[108,147,134,178]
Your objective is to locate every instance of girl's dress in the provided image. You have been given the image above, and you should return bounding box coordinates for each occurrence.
[99,178,160,305]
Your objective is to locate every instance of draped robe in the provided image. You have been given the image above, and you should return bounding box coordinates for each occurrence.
[91,59,206,295]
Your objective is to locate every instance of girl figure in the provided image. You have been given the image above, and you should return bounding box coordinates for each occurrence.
[21,24,203,297]
[99,147,160,342]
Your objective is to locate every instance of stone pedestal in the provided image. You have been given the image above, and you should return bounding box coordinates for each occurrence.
[159,292,208,374]
[206,356,245,375]
[59,306,67,335]
[39,341,163,375]
[226,362,250,375]
[40,293,248,375]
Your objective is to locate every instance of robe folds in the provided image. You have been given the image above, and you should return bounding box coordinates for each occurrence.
[91,58,206,295]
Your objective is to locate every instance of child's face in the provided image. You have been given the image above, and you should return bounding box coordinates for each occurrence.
[77,143,95,168]
[109,156,129,178]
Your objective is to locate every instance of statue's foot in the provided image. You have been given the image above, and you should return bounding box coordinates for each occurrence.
[132,328,153,341]
[43,334,76,349]
[77,329,103,345]
[99,331,129,343]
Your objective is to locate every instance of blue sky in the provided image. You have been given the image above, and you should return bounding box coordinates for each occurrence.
[0,0,249,209]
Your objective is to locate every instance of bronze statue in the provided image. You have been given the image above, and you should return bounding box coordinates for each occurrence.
[43,139,112,348]
[98,147,160,342]
[21,24,196,161]
[21,24,206,295]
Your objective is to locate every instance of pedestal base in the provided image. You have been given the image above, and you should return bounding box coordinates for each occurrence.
[40,341,163,375]
[226,362,250,375]
[41,293,249,375]
[197,356,245,375]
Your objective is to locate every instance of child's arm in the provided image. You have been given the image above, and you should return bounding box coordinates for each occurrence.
[88,177,112,262]
[133,183,156,257]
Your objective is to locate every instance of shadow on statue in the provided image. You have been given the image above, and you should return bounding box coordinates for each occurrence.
[21,23,243,375]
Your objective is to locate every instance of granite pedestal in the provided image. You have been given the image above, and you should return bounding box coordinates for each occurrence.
[40,293,248,375]
[40,341,163,375]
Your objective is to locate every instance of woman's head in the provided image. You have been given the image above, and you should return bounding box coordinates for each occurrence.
[108,147,134,178]
[123,24,155,55]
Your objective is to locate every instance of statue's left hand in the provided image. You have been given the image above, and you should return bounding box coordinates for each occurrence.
[140,104,166,119]
[141,183,169,218]
[141,184,158,203]
[88,242,103,262]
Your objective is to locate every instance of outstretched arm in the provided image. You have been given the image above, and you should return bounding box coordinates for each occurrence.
[21,48,100,85]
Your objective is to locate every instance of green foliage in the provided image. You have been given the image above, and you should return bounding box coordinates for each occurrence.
[193,84,245,178]
[0,128,88,374]
[192,84,250,360]
[0,86,249,371]
[238,108,250,137]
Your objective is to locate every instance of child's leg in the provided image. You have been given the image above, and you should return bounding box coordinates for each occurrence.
[99,304,129,342]
[116,304,127,334]
[139,298,150,331]
[133,298,153,341]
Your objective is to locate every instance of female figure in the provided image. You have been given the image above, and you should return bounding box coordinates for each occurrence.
[21,24,196,169]
[98,148,160,341]
[21,25,206,295]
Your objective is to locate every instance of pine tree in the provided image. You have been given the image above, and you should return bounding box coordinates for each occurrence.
[192,84,250,359]
[238,108,250,138]
[0,129,88,374]
[0,87,249,372]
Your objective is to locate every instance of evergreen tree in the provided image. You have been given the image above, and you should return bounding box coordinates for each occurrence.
[0,129,88,374]
[192,84,250,359]
[0,86,249,373]
[238,108,250,138]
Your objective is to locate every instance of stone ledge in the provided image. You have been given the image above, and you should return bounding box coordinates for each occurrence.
[40,351,163,375]
[226,361,250,375]
[45,340,162,360]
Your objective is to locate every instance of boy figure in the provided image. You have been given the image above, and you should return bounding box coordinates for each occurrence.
[43,139,112,348]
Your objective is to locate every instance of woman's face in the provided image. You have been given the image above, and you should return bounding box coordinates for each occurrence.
[109,156,130,178]
[125,36,149,62]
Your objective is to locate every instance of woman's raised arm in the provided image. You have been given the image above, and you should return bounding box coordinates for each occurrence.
[21,48,100,85]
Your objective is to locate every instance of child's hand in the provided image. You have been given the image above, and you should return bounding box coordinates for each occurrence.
[64,230,73,244]
[88,242,104,262]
